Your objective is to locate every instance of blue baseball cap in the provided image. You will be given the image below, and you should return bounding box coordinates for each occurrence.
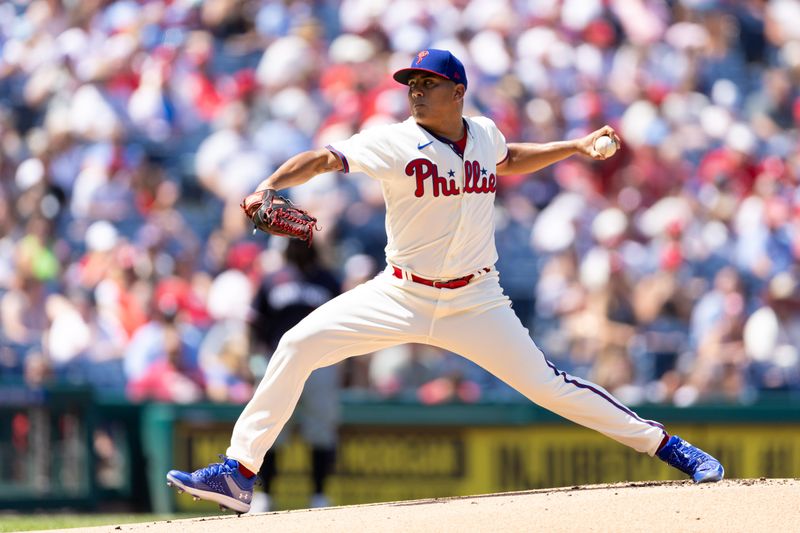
[393,49,468,90]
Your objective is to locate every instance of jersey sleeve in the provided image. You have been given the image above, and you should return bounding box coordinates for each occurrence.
[471,116,509,165]
[326,125,397,180]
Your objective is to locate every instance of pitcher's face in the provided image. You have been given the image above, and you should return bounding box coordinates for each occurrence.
[407,73,464,126]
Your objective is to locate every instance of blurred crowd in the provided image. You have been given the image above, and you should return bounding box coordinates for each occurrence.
[1,0,799,408]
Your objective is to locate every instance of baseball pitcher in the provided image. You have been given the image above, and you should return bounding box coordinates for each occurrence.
[167,49,724,513]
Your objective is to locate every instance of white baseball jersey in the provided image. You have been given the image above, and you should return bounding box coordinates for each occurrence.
[327,116,508,279]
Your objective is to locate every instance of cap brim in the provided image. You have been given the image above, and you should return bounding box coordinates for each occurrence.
[392,67,454,86]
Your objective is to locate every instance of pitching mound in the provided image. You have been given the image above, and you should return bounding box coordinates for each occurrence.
[45,479,799,532]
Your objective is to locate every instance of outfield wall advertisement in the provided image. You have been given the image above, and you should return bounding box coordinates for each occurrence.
[171,421,800,511]
[6,391,798,512]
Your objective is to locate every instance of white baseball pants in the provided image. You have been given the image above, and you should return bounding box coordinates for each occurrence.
[227,268,665,472]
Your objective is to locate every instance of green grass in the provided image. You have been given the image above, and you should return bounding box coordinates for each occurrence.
[0,513,214,532]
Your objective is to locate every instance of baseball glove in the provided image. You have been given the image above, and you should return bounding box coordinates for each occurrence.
[240,189,318,243]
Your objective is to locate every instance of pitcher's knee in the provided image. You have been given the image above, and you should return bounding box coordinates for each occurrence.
[273,326,334,367]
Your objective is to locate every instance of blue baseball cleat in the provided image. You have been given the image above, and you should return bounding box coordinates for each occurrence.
[166,456,255,513]
[657,435,725,483]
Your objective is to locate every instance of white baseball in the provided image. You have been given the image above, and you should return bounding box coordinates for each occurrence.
[594,135,617,158]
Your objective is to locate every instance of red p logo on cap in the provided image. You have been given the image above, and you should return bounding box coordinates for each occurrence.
[416,50,429,64]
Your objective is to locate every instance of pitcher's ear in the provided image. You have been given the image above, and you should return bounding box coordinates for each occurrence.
[454,84,466,101]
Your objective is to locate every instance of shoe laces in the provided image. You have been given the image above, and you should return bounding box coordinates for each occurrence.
[195,455,235,478]
[196,455,261,486]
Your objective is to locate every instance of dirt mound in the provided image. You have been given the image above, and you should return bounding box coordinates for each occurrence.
[42,479,800,533]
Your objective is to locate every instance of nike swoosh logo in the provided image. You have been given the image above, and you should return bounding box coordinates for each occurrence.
[417,141,433,150]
